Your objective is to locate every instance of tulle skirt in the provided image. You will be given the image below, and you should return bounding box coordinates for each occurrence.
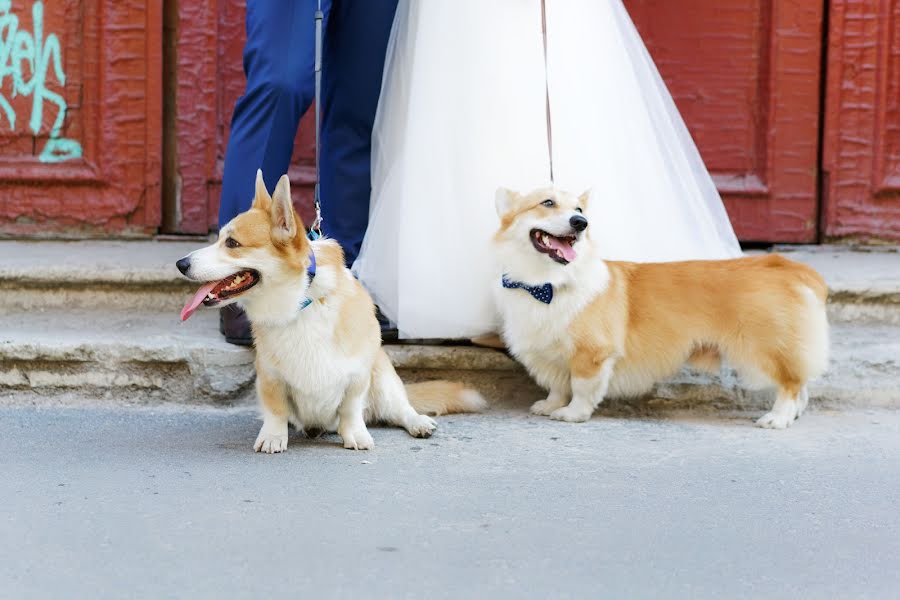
[353,0,742,339]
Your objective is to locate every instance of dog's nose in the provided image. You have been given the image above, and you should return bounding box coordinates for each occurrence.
[176,257,191,275]
[570,214,588,232]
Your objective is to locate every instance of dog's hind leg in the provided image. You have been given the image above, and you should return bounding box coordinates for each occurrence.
[756,385,803,429]
[368,350,437,438]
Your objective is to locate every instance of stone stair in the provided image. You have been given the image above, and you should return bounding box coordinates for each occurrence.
[1,240,898,414]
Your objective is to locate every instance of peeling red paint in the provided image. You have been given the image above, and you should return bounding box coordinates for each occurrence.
[822,0,900,240]
[0,0,162,237]
[4,1,897,242]
[625,0,823,242]
[179,1,826,240]
[174,0,315,234]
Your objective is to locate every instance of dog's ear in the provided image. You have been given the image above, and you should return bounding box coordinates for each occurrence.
[252,169,272,211]
[270,174,299,245]
[495,187,519,218]
[578,188,592,211]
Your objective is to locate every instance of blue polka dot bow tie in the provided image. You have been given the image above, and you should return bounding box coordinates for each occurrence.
[501,275,554,304]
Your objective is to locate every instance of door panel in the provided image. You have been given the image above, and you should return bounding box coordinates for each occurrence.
[625,0,824,242]
[0,0,162,237]
[822,0,900,240]
[175,1,827,241]
[173,0,315,234]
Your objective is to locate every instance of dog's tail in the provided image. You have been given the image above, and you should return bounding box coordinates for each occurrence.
[405,381,487,416]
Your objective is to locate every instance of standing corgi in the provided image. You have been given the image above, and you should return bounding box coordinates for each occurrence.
[492,187,829,428]
[177,171,485,452]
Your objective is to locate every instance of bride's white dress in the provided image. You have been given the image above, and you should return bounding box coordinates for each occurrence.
[353,0,742,339]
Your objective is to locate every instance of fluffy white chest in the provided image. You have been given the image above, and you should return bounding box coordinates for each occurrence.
[254,305,371,428]
[495,283,582,388]
[494,261,609,390]
[498,288,569,347]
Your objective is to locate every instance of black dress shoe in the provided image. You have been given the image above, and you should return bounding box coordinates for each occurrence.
[376,306,398,342]
[219,305,253,346]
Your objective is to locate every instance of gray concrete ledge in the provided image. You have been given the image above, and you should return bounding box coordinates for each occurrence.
[1,241,897,414]
[2,308,897,414]
[0,240,201,284]
[3,242,898,321]
[775,245,900,300]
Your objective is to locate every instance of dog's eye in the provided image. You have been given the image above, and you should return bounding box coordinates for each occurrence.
[224,237,241,249]
[575,207,583,213]
[541,199,555,207]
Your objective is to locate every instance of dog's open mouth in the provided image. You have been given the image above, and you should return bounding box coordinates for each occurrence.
[180,270,260,321]
[531,229,577,264]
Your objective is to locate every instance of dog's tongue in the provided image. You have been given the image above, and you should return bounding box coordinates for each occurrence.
[181,282,217,322]
[547,237,577,262]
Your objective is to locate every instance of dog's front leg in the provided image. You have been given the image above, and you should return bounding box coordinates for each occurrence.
[253,364,290,453]
[550,352,617,423]
[530,375,571,416]
[338,378,374,450]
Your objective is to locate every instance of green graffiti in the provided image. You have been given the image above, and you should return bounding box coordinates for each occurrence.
[0,0,82,163]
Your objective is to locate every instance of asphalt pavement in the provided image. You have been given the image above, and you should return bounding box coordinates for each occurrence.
[2,404,898,599]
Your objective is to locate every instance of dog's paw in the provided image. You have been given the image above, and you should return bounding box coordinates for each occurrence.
[340,426,375,450]
[531,397,567,416]
[550,405,592,423]
[254,430,288,454]
[756,411,794,430]
[405,414,437,438]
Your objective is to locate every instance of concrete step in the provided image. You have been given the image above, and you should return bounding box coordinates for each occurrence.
[1,240,201,313]
[2,241,899,324]
[774,246,900,325]
[0,309,254,404]
[1,240,897,416]
[2,307,897,415]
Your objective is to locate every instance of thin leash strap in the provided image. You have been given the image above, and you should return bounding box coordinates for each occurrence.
[540,0,554,184]
[312,0,324,237]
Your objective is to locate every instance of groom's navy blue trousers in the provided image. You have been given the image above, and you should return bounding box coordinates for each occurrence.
[219,0,398,265]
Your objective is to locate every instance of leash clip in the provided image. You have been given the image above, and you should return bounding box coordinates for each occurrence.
[312,0,325,241]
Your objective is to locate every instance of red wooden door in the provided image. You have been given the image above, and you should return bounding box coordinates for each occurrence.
[822,0,900,240]
[176,1,829,242]
[624,0,825,242]
[9,1,897,242]
[171,0,315,235]
[0,0,162,237]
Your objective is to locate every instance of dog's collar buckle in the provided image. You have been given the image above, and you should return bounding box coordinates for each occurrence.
[502,275,553,304]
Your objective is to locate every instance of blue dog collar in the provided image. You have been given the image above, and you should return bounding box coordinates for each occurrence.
[299,250,317,311]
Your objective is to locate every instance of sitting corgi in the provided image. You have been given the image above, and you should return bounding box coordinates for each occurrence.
[492,187,829,429]
[177,171,485,452]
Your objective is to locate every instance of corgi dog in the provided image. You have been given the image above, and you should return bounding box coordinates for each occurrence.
[176,171,485,453]
[492,187,829,429]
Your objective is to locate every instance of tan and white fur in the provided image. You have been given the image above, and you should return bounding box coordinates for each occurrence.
[493,187,829,429]
[177,171,485,452]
